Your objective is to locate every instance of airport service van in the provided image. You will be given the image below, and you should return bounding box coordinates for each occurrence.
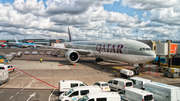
[119,88,154,101]
[120,69,134,78]
[59,86,101,101]
[129,77,151,89]
[78,92,121,101]
[108,78,133,91]
[0,64,15,72]
[144,82,180,101]
[0,70,9,85]
[59,80,87,92]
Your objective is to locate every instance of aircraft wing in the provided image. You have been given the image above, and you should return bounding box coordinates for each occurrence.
[42,46,92,55]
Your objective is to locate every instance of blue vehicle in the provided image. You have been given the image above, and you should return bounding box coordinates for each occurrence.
[0,55,8,63]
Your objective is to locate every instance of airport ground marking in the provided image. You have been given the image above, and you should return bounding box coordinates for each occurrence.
[0,91,4,94]
[15,67,58,88]
[26,92,36,101]
[10,72,23,80]
[48,88,56,101]
[9,96,13,99]
[11,70,21,76]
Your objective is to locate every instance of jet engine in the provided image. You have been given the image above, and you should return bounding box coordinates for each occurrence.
[65,50,80,63]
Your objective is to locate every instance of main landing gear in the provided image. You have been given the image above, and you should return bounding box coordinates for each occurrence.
[95,57,104,62]
[134,64,143,75]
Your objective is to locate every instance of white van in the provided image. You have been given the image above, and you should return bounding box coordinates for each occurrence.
[78,92,121,101]
[108,78,133,91]
[59,86,101,101]
[119,88,154,101]
[144,82,180,101]
[0,70,9,85]
[129,77,151,89]
[59,80,87,92]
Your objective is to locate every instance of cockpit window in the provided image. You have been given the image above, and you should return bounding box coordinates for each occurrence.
[139,48,151,51]
[146,48,151,51]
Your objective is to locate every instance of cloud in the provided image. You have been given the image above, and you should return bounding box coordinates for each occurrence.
[13,0,44,14]
[150,6,180,26]
[121,0,180,10]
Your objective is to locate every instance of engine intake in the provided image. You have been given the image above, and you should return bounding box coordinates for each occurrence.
[65,50,79,63]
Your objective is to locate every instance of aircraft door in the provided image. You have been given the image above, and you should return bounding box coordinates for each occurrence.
[123,46,128,54]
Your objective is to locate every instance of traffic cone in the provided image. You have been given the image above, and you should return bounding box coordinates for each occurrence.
[26,59,28,61]
[74,64,75,66]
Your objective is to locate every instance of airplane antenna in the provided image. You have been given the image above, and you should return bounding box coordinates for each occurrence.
[68,27,72,42]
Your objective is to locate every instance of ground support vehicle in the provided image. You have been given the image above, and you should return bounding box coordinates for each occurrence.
[164,68,180,78]
[129,77,151,89]
[59,80,87,92]
[108,78,133,91]
[78,92,121,101]
[0,70,9,85]
[59,86,101,101]
[118,88,154,101]
[144,82,180,101]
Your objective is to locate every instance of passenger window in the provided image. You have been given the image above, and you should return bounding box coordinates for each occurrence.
[139,48,142,51]
[143,48,145,51]
[81,90,89,95]
[97,98,106,101]
[88,99,94,101]
[94,82,100,86]
[71,83,78,88]
[108,80,112,84]
[113,80,118,85]
[80,83,85,86]
[69,91,79,97]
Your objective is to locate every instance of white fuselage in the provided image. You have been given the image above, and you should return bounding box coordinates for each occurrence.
[67,39,156,64]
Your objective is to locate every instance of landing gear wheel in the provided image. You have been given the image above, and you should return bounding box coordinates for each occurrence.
[134,67,139,75]
[95,58,103,62]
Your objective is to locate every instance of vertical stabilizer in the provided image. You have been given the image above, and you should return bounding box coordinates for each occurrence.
[15,37,19,43]
[68,27,72,42]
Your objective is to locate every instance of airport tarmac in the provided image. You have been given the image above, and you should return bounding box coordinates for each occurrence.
[0,48,180,101]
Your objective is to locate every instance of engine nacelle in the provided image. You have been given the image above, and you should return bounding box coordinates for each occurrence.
[65,50,80,63]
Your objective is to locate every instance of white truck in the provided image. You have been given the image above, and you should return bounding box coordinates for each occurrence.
[129,77,151,90]
[118,88,154,101]
[59,80,87,92]
[108,78,133,91]
[0,70,9,85]
[78,92,121,101]
[144,82,180,101]
[59,86,101,101]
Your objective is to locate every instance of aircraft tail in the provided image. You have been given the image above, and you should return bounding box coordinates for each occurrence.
[68,27,72,42]
[15,37,19,43]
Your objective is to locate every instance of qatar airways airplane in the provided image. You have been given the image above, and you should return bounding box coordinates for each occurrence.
[50,27,156,70]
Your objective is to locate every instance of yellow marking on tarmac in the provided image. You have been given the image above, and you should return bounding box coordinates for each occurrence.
[111,66,126,70]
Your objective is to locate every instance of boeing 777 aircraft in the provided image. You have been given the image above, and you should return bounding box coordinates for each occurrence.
[48,27,156,72]
[14,37,36,48]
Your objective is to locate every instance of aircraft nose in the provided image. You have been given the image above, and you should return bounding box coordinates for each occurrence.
[149,51,156,61]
